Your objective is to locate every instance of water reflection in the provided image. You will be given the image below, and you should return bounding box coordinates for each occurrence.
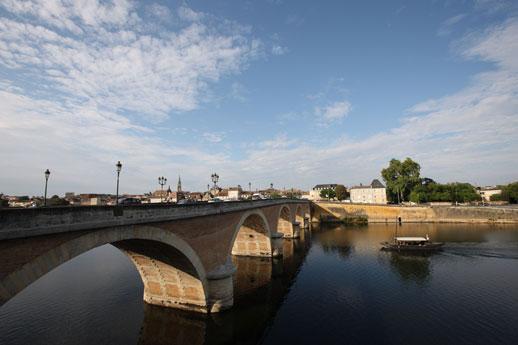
[137,236,311,345]
[384,252,432,284]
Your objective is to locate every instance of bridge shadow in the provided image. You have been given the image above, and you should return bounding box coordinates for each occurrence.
[137,236,311,345]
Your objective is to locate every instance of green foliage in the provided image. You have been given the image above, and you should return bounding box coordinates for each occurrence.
[319,188,336,200]
[0,198,8,208]
[284,190,302,199]
[496,182,518,203]
[269,191,282,199]
[408,179,480,204]
[335,185,349,201]
[490,193,503,201]
[381,158,421,203]
[47,195,70,206]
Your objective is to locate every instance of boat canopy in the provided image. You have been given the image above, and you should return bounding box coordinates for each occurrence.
[395,237,428,242]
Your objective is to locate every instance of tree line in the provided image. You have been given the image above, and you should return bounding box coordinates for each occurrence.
[489,182,518,203]
[381,158,516,204]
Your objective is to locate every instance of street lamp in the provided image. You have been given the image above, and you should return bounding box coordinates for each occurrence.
[158,176,167,202]
[115,161,122,205]
[248,182,251,192]
[211,173,219,189]
[44,169,50,207]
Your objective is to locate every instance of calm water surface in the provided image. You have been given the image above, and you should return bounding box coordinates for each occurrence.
[1,223,518,345]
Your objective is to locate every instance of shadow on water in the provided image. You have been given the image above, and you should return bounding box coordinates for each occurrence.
[382,252,433,284]
[137,232,311,345]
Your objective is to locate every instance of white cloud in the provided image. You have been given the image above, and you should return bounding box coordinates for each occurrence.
[437,13,466,36]
[315,100,352,122]
[0,1,261,120]
[271,45,289,55]
[0,1,259,194]
[203,132,225,143]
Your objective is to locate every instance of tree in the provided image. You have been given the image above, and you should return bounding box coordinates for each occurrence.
[335,185,349,201]
[0,197,8,208]
[47,195,70,206]
[381,158,421,203]
[490,193,503,201]
[496,182,518,203]
[320,188,336,200]
[269,191,282,199]
[448,183,480,203]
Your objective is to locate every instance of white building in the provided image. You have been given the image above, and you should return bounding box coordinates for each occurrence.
[350,179,387,204]
[477,187,502,202]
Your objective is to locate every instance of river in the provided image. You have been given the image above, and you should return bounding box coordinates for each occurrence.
[1,223,518,345]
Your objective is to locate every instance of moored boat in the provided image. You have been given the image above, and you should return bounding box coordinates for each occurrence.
[381,235,444,252]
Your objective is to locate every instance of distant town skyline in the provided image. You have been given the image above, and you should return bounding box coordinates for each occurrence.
[1,0,518,195]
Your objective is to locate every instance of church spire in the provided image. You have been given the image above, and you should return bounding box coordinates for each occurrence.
[177,175,182,192]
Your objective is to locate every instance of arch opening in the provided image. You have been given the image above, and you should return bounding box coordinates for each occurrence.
[277,206,294,238]
[115,239,207,312]
[231,213,272,257]
[0,227,210,313]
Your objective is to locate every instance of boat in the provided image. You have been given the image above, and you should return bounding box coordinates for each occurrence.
[381,235,444,252]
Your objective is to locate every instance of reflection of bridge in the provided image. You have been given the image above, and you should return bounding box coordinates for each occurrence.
[138,235,312,345]
[0,200,310,313]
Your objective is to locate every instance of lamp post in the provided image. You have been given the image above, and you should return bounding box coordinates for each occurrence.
[158,176,167,202]
[248,182,251,192]
[115,161,122,205]
[211,173,219,190]
[44,169,50,207]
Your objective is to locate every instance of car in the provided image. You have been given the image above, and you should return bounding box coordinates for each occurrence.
[177,199,195,205]
[118,197,141,205]
[208,198,223,203]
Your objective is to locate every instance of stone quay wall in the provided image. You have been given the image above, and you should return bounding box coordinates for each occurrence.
[312,202,518,224]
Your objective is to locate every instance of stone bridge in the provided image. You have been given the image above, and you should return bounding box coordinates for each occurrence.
[0,200,310,313]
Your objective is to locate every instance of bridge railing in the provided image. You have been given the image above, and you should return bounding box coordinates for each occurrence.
[0,199,309,240]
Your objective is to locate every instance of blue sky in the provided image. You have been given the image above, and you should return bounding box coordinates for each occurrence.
[0,0,517,195]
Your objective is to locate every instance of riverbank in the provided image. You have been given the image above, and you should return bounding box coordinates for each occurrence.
[312,202,518,224]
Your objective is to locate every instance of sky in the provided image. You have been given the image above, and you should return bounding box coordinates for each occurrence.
[0,0,517,196]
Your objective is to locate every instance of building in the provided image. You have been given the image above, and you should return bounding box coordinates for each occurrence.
[188,192,204,202]
[227,186,242,201]
[79,194,103,206]
[477,186,502,202]
[309,184,338,200]
[350,179,387,204]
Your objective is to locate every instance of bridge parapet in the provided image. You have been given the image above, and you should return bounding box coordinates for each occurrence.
[0,199,309,240]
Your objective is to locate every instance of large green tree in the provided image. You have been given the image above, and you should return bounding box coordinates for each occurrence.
[335,185,349,201]
[320,188,336,200]
[381,158,421,203]
[494,182,518,203]
[46,195,70,206]
[409,179,480,204]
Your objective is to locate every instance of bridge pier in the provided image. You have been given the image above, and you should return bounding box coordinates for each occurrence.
[206,259,236,313]
[271,232,284,257]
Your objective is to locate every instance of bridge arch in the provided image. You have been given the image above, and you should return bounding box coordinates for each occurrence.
[277,205,296,238]
[230,210,272,257]
[0,226,213,313]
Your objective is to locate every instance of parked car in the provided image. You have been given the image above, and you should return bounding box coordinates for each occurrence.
[177,199,195,205]
[118,197,141,205]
